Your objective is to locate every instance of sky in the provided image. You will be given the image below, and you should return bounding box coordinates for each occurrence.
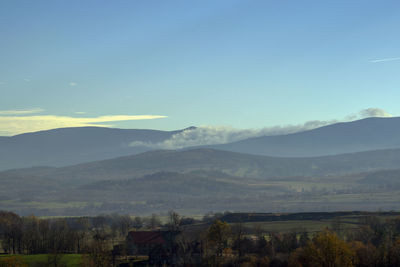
[0,0,399,135]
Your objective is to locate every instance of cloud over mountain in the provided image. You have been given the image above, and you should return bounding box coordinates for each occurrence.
[130,108,393,149]
[359,108,392,118]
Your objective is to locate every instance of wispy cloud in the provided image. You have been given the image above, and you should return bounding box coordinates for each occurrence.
[345,108,393,121]
[69,82,77,87]
[130,108,394,149]
[130,122,337,149]
[359,108,392,118]
[75,111,87,114]
[23,78,31,82]
[369,57,400,63]
[0,82,6,85]
[0,108,44,115]
[0,114,167,136]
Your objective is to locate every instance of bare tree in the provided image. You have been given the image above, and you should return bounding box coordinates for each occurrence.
[168,210,181,231]
[132,216,143,230]
[149,214,161,229]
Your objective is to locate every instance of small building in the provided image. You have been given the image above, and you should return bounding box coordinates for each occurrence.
[126,231,179,265]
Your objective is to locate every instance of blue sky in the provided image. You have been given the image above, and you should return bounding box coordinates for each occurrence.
[0,0,399,135]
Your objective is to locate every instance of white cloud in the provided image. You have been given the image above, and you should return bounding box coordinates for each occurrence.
[130,108,394,149]
[69,82,77,86]
[345,108,393,121]
[359,108,392,118]
[0,108,44,115]
[75,111,87,114]
[130,121,337,149]
[0,114,167,136]
[369,57,400,63]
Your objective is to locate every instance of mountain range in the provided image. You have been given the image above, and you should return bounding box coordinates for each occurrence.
[2,117,400,171]
[0,127,186,170]
[206,117,400,157]
[2,147,400,215]
[6,147,400,185]
[1,117,400,215]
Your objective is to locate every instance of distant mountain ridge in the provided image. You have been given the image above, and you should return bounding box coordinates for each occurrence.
[5,147,400,185]
[0,126,188,171]
[206,117,400,157]
[2,117,400,171]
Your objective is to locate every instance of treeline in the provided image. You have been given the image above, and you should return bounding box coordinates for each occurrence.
[197,216,400,266]
[1,210,400,266]
[0,211,165,255]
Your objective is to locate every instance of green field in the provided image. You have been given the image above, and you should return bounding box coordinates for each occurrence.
[0,254,82,267]
[225,212,400,235]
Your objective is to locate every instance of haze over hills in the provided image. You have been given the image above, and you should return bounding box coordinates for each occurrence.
[60,148,399,184]
[0,126,188,171]
[206,117,400,157]
[2,147,400,215]
[4,147,400,184]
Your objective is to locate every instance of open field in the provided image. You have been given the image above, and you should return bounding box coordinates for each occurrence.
[241,220,348,233]
[224,211,400,234]
[0,254,82,267]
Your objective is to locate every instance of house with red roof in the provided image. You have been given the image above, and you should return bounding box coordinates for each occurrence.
[126,231,179,265]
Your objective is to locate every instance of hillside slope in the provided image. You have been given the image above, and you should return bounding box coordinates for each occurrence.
[6,148,400,184]
[0,126,187,170]
[207,117,400,157]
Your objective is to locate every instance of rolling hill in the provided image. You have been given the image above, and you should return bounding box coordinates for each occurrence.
[4,147,400,184]
[2,148,400,215]
[206,117,400,157]
[0,126,189,171]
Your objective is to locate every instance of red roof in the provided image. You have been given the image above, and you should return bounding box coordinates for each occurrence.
[128,231,166,245]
